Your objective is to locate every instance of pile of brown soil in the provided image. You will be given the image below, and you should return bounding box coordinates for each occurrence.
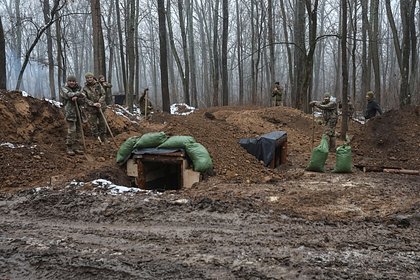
[0,90,419,192]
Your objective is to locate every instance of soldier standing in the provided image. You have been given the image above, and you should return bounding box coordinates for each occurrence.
[271,82,283,106]
[98,75,112,105]
[310,92,338,152]
[83,72,107,143]
[139,88,154,116]
[60,75,86,156]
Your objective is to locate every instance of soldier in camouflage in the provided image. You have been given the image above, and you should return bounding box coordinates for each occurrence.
[98,75,112,105]
[139,88,154,116]
[271,82,283,106]
[83,72,107,143]
[310,92,338,152]
[60,75,86,156]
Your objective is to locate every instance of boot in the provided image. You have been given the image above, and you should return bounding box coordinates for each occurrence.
[73,145,84,155]
[100,134,107,144]
[66,146,75,156]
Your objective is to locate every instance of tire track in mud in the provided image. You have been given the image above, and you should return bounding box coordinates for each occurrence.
[1,197,419,280]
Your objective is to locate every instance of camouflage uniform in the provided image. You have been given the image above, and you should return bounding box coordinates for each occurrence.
[139,89,153,116]
[60,78,86,155]
[271,83,283,106]
[310,93,338,152]
[83,73,107,142]
[98,75,113,105]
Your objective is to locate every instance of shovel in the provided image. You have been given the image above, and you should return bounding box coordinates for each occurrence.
[75,101,94,161]
[100,109,119,149]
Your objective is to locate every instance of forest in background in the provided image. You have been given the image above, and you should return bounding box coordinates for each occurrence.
[0,0,419,115]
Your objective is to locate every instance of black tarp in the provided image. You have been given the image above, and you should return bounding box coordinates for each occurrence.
[239,131,287,166]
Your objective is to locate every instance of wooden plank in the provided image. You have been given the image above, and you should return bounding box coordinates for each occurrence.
[136,159,146,188]
[126,159,138,177]
[383,169,419,175]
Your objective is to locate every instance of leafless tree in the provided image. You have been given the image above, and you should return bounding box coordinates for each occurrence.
[0,17,6,89]
[221,0,228,106]
[157,0,170,112]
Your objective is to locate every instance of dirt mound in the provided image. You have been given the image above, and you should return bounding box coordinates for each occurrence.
[0,90,419,192]
[352,106,420,170]
[0,91,65,144]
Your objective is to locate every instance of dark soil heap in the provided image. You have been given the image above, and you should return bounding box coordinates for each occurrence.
[1,90,419,191]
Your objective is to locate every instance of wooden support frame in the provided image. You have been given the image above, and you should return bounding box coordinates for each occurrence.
[269,137,288,168]
[131,150,200,189]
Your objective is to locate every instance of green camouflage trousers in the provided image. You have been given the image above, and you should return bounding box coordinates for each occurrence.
[88,109,106,139]
[66,120,82,148]
[323,117,337,152]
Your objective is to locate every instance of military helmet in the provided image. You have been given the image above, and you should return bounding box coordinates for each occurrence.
[324,92,331,98]
[67,75,77,81]
[85,72,95,78]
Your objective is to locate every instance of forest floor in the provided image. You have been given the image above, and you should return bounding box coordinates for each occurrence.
[0,90,419,279]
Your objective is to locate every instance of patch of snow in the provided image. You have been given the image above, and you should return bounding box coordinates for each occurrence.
[170,103,196,115]
[44,98,62,108]
[92,179,144,195]
[0,142,33,149]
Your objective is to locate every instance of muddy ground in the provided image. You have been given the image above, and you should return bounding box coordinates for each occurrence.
[0,90,419,279]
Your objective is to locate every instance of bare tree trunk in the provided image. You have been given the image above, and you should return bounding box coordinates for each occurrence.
[341,0,349,139]
[134,0,140,103]
[0,17,6,89]
[235,0,244,105]
[177,0,190,104]
[350,0,358,104]
[369,0,381,103]
[55,18,64,95]
[250,1,263,105]
[400,0,413,106]
[196,0,211,107]
[408,0,417,106]
[14,0,22,84]
[313,2,325,100]
[42,0,55,99]
[167,0,185,101]
[105,0,116,104]
[292,0,306,109]
[126,0,136,112]
[157,0,170,112]
[221,0,229,106]
[166,0,177,103]
[267,0,275,87]
[279,0,293,105]
[90,0,106,77]
[212,0,220,106]
[116,1,127,95]
[187,0,198,107]
[360,0,369,108]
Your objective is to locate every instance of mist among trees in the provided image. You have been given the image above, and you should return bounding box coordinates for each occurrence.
[0,0,418,113]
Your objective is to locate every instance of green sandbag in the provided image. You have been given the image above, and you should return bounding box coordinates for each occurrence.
[333,145,352,173]
[116,135,141,164]
[158,135,196,149]
[185,142,213,172]
[133,132,168,149]
[306,135,329,172]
